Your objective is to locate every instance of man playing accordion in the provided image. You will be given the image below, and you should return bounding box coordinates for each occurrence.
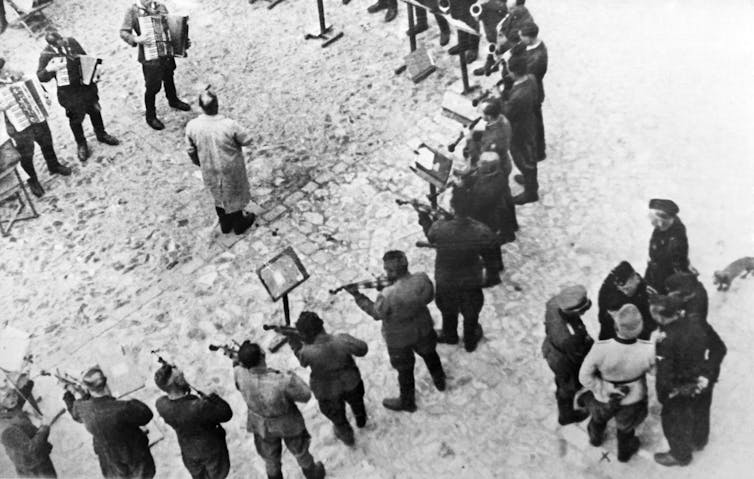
[120,0,191,131]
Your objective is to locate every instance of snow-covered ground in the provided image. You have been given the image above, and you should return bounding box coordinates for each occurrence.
[1,0,753,477]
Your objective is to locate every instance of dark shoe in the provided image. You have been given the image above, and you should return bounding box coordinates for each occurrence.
[333,424,355,446]
[513,174,525,185]
[302,461,326,479]
[168,99,191,111]
[436,331,459,345]
[382,396,417,412]
[513,191,539,205]
[366,0,387,13]
[439,30,450,47]
[96,133,120,145]
[406,22,429,36]
[384,7,397,22]
[483,271,501,288]
[146,117,165,130]
[233,212,256,235]
[76,142,90,162]
[654,452,690,467]
[693,442,707,451]
[464,49,478,64]
[267,474,283,479]
[558,409,588,426]
[49,163,72,176]
[27,179,44,198]
[464,324,483,352]
[617,436,640,462]
[219,217,234,234]
[448,43,464,55]
[587,420,603,447]
[431,374,446,392]
[342,0,350,4]
[355,413,367,428]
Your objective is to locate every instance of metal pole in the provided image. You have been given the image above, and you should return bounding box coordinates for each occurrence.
[429,184,438,208]
[408,5,417,52]
[459,49,471,93]
[317,0,327,34]
[282,294,291,326]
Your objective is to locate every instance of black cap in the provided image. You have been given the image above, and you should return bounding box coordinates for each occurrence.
[649,199,679,216]
[611,261,636,285]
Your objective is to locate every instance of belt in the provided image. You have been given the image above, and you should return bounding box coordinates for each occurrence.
[606,375,644,386]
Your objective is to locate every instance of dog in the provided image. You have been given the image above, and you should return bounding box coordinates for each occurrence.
[713,257,754,291]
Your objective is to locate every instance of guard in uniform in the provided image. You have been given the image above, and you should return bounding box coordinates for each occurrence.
[419,187,501,352]
[541,284,593,425]
[645,199,690,294]
[577,304,655,462]
[409,0,451,47]
[120,0,192,130]
[37,32,120,162]
[367,0,398,23]
[518,22,547,162]
[349,250,446,412]
[0,377,57,478]
[596,261,654,340]
[63,367,156,478]
[154,365,233,479]
[472,0,508,75]
[234,342,325,479]
[651,295,726,467]
[292,311,368,445]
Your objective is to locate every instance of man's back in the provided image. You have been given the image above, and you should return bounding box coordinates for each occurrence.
[155,394,232,457]
[428,217,497,290]
[297,333,366,399]
[72,396,152,453]
[502,76,538,147]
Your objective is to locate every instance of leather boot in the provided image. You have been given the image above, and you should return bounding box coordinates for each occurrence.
[367,0,387,13]
[382,396,417,412]
[146,117,165,130]
[96,132,120,145]
[473,54,497,76]
[437,16,450,46]
[654,451,690,467]
[406,22,429,36]
[350,399,367,428]
[617,430,640,462]
[587,419,604,447]
[27,178,44,198]
[464,324,483,352]
[333,424,355,446]
[77,142,90,162]
[436,330,459,344]
[49,163,72,176]
[448,43,464,55]
[302,461,326,479]
[557,397,589,425]
[383,373,416,412]
[168,99,191,111]
[233,212,256,235]
[384,6,397,22]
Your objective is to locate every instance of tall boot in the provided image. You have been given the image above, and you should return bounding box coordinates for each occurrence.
[349,398,367,428]
[423,351,446,391]
[557,396,588,425]
[383,370,417,412]
[513,167,539,205]
[333,423,355,446]
[436,15,450,46]
[407,7,429,35]
[267,474,283,479]
[145,92,164,130]
[617,430,640,462]
[366,0,388,13]
[302,462,325,479]
[473,52,497,76]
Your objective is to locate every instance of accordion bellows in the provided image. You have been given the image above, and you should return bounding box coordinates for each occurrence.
[0,78,51,132]
[55,56,102,87]
[138,15,189,61]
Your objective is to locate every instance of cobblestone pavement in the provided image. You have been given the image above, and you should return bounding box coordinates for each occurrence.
[2,0,754,478]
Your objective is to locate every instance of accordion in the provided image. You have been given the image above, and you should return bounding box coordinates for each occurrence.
[138,15,189,61]
[55,55,103,87]
[0,78,51,132]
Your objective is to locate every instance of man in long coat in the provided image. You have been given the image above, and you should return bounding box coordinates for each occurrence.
[186,89,256,235]
[597,261,654,340]
[645,199,690,294]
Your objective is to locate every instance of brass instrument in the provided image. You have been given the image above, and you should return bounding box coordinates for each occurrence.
[448,116,482,151]
[470,1,483,20]
[438,0,451,14]
[329,277,394,295]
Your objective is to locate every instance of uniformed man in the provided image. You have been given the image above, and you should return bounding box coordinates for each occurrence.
[349,250,446,411]
[665,271,708,324]
[497,0,534,53]
[597,261,654,341]
[645,199,690,294]
[366,0,398,23]
[576,304,655,462]
[120,0,192,130]
[541,284,593,425]
[408,1,450,47]
[234,341,325,479]
[0,377,57,478]
[496,55,539,205]
[419,187,501,352]
[518,22,547,162]
[154,365,233,479]
[291,311,368,446]
[650,295,726,467]
[464,151,517,245]
[37,32,120,162]
[472,0,508,75]
[1,58,72,198]
[63,367,156,478]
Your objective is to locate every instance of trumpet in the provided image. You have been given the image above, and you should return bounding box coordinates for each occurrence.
[470,1,483,20]
[438,0,451,14]
[448,116,482,151]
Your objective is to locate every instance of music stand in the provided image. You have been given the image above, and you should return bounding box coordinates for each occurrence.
[304,0,344,48]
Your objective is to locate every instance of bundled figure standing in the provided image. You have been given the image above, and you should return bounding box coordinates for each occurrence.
[645,199,690,294]
[349,250,446,412]
[234,342,325,479]
[63,367,156,478]
[290,311,368,446]
[597,261,655,340]
[154,365,233,479]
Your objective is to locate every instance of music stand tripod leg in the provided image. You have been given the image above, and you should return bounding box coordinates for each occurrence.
[304,0,343,47]
[459,50,480,95]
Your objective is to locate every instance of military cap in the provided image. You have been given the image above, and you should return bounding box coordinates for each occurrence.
[82,366,107,389]
[556,285,592,313]
[648,199,679,216]
[611,261,636,285]
[519,22,539,38]
[615,304,643,340]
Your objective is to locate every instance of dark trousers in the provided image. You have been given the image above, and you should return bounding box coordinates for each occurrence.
[458,30,480,52]
[387,331,444,401]
[97,451,155,479]
[142,61,178,119]
[415,6,450,33]
[534,103,546,161]
[585,396,648,443]
[11,121,60,182]
[66,102,106,144]
[661,395,697,463]
[253,430,315,478]
[182,446,230,479]
[436,288,484,341]
[510,141,538,194]
[317,380,366,430]
[553,368,582,418]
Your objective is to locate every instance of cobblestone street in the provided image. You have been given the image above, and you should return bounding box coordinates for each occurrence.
[1,0,754,478]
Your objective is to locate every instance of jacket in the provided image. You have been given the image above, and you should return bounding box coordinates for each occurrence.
[296,332,367,399]
[36,37,99,110]
[234,366,310,439]
[645,217,690,293]
[119,1,176,66]
[597,276,655,340]
[523,41,547,102]
[579,338,655,405]
[541,298,594,376]
[501,75,538,151]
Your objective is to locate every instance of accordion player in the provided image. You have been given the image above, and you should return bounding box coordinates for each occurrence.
[50,55,102,87]
[137,14,189,61]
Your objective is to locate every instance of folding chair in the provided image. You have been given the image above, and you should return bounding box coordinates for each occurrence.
[6,0,54,36]
[0,164,39,237]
